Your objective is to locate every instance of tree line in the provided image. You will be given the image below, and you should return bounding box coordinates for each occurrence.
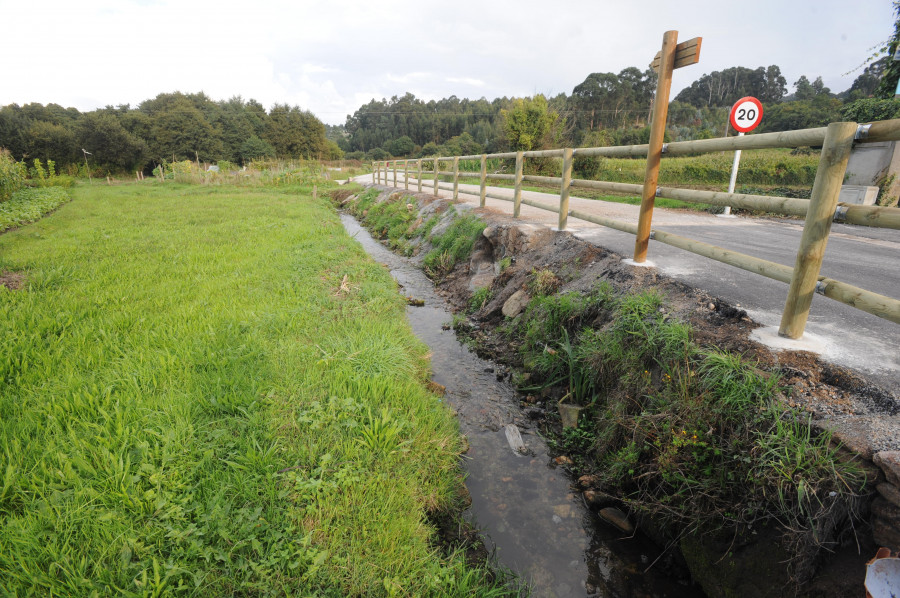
[0,92,341,174]
[336,3,900,162]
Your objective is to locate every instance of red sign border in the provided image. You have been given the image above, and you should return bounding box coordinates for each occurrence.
[729,96,764,133]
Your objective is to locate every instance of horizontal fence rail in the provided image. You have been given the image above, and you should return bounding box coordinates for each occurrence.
[371,118,900,337]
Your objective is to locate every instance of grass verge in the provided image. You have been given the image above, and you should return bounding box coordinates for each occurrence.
[0,181,512,596]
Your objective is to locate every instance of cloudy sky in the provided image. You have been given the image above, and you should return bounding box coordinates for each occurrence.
[0,0,894,125]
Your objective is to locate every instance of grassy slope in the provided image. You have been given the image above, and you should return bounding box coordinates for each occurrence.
[0,183,502,596]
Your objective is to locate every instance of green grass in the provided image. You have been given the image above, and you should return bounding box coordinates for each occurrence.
[418,148,818,213]
[0,182,512,596]
[423,211,486,279]
[511,284,866,574]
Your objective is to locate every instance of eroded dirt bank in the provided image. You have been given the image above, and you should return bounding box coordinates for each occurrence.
[334,185,900,598]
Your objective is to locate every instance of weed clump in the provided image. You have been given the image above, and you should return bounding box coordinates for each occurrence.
[467,287,493,314]
[423,211,486,279]
[512,284,867,581]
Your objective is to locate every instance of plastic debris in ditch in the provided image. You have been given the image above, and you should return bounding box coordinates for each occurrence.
[865,547,900,598]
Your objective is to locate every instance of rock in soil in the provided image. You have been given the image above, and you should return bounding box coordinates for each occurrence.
[875,452,900,488]
[501,289,530,318]
[877,483,900,509]
[598,507,634,534]
[872,496,900,551]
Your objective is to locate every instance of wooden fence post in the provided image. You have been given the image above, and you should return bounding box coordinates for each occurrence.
[404,160,409,190]
[433,158,439,195]
[479,154,487,208]
[559,148,574,230]
[634,30,679,263]
[513,151,524,218]
[372,163,376,183]
[778,121,858,339]
[393,161,397,187]
[453,157,459,200]
[417,159,422,193]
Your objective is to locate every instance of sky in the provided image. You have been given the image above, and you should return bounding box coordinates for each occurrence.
[0,0,895,125]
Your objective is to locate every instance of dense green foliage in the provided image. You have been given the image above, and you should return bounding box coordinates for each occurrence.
[876,1,900,98]
[0,181,512,596]
[0,93,340,174]
[0,187,70,232]
[512,284,866,578]
[423,212,487,279]
[0,149,27,201]
[501,95,562,152]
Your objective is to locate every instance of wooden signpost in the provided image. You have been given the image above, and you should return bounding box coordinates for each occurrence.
[633,31,702,263]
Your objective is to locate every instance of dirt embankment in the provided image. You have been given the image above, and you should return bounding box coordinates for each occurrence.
[337,185,900,598]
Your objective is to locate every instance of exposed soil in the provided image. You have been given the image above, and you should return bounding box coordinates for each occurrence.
[0,271,25,290]
[431,204,900,457]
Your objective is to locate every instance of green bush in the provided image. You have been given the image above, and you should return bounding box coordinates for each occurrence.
[0,150,27,202]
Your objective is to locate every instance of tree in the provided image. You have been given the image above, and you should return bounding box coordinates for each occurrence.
[26,121,77,164]
[760,96,842,132]
[77,112,146,169]
[792,76,830,101]
[263,104,328,159]
[674,65,787,107]
[873,1,900,98]
[386,135,415,157]
[146,96,224,162]
[501,94,561,151]
[238,135,275,163]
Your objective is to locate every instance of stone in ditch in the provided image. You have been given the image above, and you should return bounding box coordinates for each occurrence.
[877,483,900,508]
[583,490,600,506]
[872,496,900,551]
[553,456,574,467]
[504,424,526,454]
[502,289,531,318]
[599,507,634,534]
[578,474,598,489]
[874,451,900,488]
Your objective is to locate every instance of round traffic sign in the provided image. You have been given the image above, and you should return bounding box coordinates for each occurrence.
[729,96,763,133]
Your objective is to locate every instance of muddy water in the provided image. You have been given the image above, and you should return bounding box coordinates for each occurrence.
[342,215,695,598]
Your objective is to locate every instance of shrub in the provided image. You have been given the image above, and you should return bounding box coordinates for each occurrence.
[0,150,27,202]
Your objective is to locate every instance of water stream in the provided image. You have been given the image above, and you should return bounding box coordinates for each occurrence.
[342,214,696,598]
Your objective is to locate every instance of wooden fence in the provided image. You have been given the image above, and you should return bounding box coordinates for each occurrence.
[370,118,900,340]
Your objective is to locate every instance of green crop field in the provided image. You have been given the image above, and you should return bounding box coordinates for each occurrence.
[0,182,508,596]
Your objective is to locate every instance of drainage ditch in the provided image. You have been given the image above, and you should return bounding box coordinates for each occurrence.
[342,214,696,598]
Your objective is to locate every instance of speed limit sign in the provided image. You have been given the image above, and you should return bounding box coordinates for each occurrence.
[729,97,763,133]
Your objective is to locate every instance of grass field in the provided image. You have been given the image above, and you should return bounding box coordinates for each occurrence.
[0,182,509,596]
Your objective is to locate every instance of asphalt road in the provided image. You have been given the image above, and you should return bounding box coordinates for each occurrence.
[353,174,900,394]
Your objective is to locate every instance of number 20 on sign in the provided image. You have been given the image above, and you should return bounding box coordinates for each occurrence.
[729,96,763,133]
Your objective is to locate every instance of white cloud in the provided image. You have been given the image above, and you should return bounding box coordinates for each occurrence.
[0,0,894,124]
